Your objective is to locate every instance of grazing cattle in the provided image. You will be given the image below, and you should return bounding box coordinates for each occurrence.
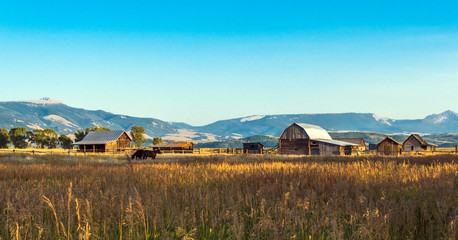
[131,149,162,160]
[131,150,144,160]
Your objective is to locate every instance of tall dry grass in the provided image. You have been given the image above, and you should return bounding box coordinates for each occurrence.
[0,153,456,239]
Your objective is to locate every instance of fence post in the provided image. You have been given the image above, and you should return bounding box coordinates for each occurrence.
[32,150,35,155]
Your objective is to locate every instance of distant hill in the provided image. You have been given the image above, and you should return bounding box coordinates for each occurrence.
[194,135,279,148]
[195,133,458,149]
[0,98,178,138]
[0,98,457,142]
[188,111,458,138]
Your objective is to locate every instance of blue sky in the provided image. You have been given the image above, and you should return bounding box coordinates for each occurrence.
[1,1,457,125]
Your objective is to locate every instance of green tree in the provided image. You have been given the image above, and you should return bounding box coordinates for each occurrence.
[58,134,73,149]
[75,126,111,142]
[33,129,46,148]
[44,129,58,148]
[33,129,58,148]
[0,128,11,148]
[153,137,163,145]
[131,126,146,148]
[9,127,30,148]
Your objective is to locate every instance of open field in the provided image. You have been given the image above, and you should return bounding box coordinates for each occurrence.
[0,154,457,239]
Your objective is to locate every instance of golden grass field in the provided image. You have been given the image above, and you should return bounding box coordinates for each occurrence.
[0,153,457,239]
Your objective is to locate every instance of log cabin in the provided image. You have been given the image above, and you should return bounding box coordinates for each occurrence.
[279,123,359,155]
[402,134,437,152]
[74,130,132,153]
[243,142,264,154]
[377,137,402,156]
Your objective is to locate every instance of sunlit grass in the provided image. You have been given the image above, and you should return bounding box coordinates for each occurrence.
[0,154,456,239]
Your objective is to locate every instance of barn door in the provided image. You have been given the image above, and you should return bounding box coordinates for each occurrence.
[344,147,352,155]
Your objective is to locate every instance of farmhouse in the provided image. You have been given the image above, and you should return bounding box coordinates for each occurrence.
[243,142,264,154]
[74,130,132,153]
[152,142,194,153]
[377,137,402,156]
[402,134,437,152]
[279,123,359,155]
[334,138,366,151]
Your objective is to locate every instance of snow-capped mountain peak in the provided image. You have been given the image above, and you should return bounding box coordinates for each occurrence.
[372,114,392,126]
[18,97,65,105]
[425,110,458,124]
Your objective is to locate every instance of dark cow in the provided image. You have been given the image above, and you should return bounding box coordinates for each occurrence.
[142,149,162,159]
[131,149,162,160]
[131,150,144,160]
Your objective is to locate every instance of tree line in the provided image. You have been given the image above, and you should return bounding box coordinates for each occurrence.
[0,126,162,149]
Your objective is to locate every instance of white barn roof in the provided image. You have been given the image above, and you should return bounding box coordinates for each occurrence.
[315,139,359,146]
[294,123,332,140]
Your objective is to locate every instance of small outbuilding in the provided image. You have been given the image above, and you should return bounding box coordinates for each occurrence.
[402,134,437,152]
[279,123,358,155]
[152,142,194,153]
[243,142,264,154]
[334,138,366,151]
[377,137,402,156]
[74,130,132,153]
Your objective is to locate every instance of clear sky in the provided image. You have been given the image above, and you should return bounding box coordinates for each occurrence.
[1,1,457,125]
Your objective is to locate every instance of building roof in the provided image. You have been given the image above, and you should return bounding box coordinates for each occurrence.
[315,139,359,146]
[153,142,194,148]
[405,134,437,147]
[243,142,264,147]
[74,130,131,145]
[378,136,402,146]
[334,138,365,145]
[294,123,333,140]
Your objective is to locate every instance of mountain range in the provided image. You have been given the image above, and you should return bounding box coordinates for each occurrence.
[0,98,457,142]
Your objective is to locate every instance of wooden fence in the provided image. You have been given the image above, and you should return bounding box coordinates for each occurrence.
[0,148,277,156]
[0,147,455,157]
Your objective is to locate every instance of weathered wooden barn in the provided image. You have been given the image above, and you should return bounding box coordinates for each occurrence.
[243,142,264,154]
[152,142,194,153]
[377,137,402,156]
[334,138,366,151]
[74,130,132,153]
[402,134,437,152]
[279,123,359,155]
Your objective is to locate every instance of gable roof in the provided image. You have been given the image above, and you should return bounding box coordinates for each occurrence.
[74,130,131,145]
[378,136,402,146]
[294,123,332,140]
[243,142,264,147]
[404,134,437,147]
[334,138,365,145]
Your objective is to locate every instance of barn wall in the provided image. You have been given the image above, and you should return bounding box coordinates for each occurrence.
[243,143,264,154]
[403,136,422,152]
[313,141,341,155]
[280,125,308,140]
[377,140,401,156]
[279,139,309,155]
[117,133,131,149]
[105,142,116,152]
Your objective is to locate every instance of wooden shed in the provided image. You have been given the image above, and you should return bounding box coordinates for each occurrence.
[402,134,437,152]
[377,137,402,156]
[334,138,366,151]
[152,142,194,153]
[243,142,264,154]
[74,130,132,153]
[279,123,359,155]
